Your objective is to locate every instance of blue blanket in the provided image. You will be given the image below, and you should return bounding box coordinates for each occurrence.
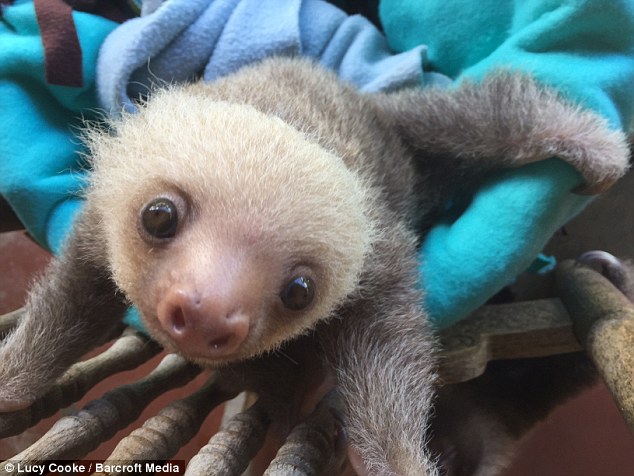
[1,0,632,331]
[97,0,450,114]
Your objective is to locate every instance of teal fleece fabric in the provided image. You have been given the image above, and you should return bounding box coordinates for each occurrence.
[1,0,632,333]
[0,1,118,253]
[380,0,634,328]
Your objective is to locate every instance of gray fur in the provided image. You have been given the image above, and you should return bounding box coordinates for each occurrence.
[0,208,127,411]
[0,58,629,474]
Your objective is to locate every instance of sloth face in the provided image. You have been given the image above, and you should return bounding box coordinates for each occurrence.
[86,91,375,365]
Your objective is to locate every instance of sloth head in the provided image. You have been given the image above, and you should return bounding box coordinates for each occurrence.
[85,85,374,366]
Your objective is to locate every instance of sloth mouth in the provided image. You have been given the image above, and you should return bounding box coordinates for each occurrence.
[209,335,231,351]
[176,333,246,362]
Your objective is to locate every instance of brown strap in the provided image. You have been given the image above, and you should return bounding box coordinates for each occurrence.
[34,0,83,87]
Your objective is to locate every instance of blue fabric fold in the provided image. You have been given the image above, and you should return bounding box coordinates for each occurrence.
[97,0,448,114]
[3,0,632,335]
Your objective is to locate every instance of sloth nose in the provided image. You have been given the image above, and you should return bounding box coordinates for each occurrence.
[157,288,251,359]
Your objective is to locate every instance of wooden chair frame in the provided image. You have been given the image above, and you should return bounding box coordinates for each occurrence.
[1,197,633,475]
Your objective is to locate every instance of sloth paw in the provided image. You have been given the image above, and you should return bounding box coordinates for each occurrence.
[578,250,634,301]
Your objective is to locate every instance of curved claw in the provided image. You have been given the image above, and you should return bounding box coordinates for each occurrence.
[577,250,621,266]
[578,250,622,270]
[577,250,634,301]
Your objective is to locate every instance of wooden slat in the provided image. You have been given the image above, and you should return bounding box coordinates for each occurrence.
[0,330,160,438]
[95,373,237,474]
[1,260,633,473]
[556,259,634,434]
[264,393,341,476]
[185,400,271,476]
[0,307,23,337]
[0,355,200,473]
[437,298,582,384]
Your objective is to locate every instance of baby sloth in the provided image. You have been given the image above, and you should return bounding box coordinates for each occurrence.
[0,58,628,475]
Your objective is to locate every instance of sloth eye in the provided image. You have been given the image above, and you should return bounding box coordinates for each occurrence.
[281,276,315,311]
[141,198,178,239]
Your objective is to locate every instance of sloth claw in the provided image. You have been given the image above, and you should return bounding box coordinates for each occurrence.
[577,250,634,301]
[578,250,622,271]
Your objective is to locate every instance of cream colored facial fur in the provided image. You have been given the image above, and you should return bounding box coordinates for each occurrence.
[86,96,375,364]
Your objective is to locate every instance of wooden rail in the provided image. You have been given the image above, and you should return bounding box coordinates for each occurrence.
[1,260,633,474]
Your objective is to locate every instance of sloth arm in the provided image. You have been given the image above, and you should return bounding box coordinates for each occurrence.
[380,0,634,327]
[0,210,127,411]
